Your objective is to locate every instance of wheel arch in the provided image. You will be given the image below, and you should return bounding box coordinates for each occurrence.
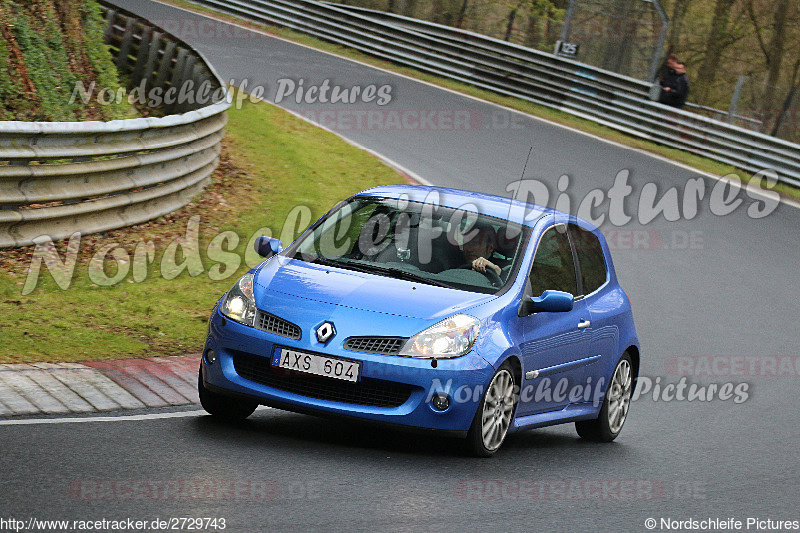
[625,344,640,385]
[500,354,522,389]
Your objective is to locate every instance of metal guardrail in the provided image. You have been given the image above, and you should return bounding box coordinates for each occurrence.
[337,4,764,129]
[0,2,230,248]
[683,102,762,128]
[187,0,800,188]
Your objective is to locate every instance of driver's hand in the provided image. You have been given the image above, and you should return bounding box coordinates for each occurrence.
[472,257,501,276]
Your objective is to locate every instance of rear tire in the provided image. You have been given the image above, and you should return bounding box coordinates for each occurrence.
[198,365,258,420]
[576,353,633,442]
[465,361,517,457]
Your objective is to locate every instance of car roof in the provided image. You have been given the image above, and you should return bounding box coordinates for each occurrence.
[357,184,560,228]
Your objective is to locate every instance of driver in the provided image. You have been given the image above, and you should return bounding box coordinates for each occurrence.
[460,227,501,277]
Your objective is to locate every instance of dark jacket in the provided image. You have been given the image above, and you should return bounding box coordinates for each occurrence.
[658,68,690,109]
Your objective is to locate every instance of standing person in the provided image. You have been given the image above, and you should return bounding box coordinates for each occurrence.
[658,56,690,109]
[657,53,678,81]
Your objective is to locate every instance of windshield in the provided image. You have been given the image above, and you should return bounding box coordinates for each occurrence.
[282,196,531,295]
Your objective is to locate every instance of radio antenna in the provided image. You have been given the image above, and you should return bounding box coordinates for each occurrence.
[520,146,533,179]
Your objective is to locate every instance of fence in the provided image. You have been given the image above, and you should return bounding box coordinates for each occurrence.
[187,0,800,188]
[0,2,230,249]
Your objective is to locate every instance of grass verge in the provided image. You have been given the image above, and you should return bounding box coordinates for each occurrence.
[163,0,800,202]
[0,97,404,363]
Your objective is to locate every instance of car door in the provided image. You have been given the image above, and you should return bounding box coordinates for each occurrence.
[516,223,595,415]
[569,223,616,397]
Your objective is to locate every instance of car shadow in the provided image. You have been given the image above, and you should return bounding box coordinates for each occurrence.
[189,408,614,459]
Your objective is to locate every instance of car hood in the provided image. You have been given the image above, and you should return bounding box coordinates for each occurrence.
[254,256,494,321]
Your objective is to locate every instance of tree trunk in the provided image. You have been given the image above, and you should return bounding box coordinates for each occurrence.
[455,0,469,28]
[431,0,444,23]
[525,13,541,48]
[762,0,790,110]
[401,0,418,18]
[667,0,693,53]
[770,58,800,137]
[602,0,635,75]
[504,8,518,42]
[696,0,736,102]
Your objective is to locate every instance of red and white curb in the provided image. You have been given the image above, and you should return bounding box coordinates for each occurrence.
[0,355,200,417]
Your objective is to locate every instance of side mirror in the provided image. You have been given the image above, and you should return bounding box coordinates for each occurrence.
[254,236,283,258]
[529,290,574,313]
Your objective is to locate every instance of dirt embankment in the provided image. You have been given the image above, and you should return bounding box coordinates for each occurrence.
[0,0,134,121]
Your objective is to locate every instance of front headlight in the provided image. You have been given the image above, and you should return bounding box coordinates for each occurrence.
[399,314,480,359]
[220,273,256,326]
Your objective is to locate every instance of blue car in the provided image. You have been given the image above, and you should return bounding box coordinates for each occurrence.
[199,185,640,456]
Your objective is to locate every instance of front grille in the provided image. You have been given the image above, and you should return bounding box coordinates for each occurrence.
[343,336,407,355]
[256,310,301,340]
[232,353,414,408]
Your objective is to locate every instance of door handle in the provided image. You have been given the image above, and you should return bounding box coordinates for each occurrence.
[577,319,591,329]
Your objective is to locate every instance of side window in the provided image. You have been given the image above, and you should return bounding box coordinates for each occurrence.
[529,226,578,296]
[570,225,607,295]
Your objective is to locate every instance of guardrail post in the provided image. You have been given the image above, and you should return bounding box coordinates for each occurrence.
[558,0,575,45]
[728,76,746,125]
[166,48,189,114]
[116,17,136,71]
[647,0,669,82]
[155,41,177,91]
[131,26,154,86]
[143,32,163,90]
[178,55,198,114]
[103,9,116,41]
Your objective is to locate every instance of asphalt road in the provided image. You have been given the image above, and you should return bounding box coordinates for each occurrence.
[2,1,799,531]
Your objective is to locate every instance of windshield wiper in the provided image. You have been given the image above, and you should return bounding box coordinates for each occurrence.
[347,262,457,289]
[311,257,455,289]
[309,256,350,269]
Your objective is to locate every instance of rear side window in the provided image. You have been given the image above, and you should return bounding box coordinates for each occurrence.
[529,226,578,296]
[570,225,607,295]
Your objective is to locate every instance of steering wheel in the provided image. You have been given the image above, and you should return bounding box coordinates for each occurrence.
[458,263,502,287]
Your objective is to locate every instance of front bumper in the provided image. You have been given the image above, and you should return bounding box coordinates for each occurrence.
[201,308,495,433]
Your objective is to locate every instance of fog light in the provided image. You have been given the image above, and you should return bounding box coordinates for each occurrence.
[432,394,450,411]
[205,349,217,365]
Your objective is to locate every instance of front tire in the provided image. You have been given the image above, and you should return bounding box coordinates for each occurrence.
[198,365,258,420]
[576,353,633,442]
[466,361,517,457]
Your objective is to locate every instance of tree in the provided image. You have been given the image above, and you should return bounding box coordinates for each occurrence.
[747,0,792,109]
[523,0,563,48]
[601,0,638,74]
[504,3,519,41]
[771,57,800,136]
[695,0,739,101]
[667,0,694,53]
[455,0,469,28]
[401,0,418,17]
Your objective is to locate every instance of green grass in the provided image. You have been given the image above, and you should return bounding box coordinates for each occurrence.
[0,98,403,363]
[163,0,800,202]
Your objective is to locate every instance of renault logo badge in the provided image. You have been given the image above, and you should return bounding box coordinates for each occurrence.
[316,322,336,343]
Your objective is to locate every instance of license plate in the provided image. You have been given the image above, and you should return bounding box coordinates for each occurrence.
[271,348,360,382]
